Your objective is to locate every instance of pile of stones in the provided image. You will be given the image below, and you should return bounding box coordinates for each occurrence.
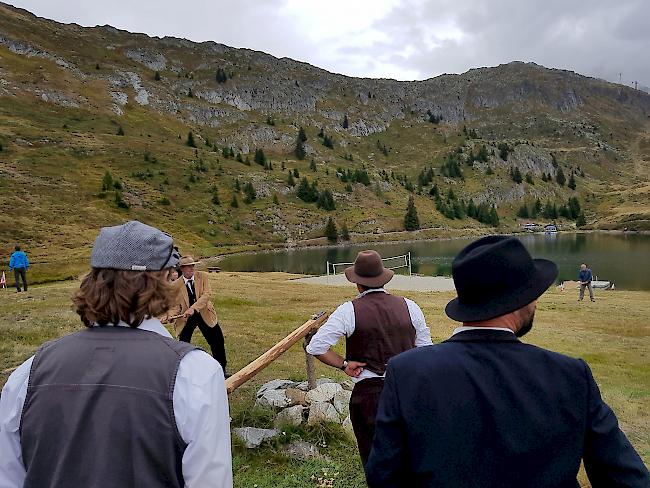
[233,378,354,451]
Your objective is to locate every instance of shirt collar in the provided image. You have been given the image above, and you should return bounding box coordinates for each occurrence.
[452,326,515,336]
[183,276,194,285]
[357,288,388,298]
[92,317,173,338]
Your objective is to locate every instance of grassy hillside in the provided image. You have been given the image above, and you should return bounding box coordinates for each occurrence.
[0,3,649,281]
[1,273,648,486]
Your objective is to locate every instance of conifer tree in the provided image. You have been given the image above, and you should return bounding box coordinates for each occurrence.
[101,171,113,191]
[272,193,279,205]
[287,171,296,187]
[568,173,576,190]
[212,188,221,206]
[154,71,161,81]
[117,126,125,136]
[404,195,420,231]
[556,167,566,186]
[243,182,257,203]
[230,194,239,208]
[310,159,317,171]
[340,222,350,241]
[187,131,196,147]
[298,126,307,142]
[295,137,306,160]
[325,217,338,242]
[342,115,349,129]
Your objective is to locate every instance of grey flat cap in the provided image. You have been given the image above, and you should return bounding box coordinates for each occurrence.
[91,221,180,271]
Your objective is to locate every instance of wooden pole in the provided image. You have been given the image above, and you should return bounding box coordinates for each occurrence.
[225,311,329,394]
[303,330,317,390]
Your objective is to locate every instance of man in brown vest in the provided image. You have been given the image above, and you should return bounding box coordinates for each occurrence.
[307,250,432,465]
[166,255,228,374]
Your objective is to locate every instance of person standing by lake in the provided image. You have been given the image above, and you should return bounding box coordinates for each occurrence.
[8,245,29,292]
[306,250,432,465]
[578,263,595,302]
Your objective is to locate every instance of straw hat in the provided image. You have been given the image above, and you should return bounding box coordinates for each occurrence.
[178,255,200,267]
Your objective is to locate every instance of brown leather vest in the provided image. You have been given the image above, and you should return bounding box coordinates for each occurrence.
[346,292,416,375]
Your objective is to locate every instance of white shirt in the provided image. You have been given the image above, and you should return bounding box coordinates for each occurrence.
[0,318,233,488]
[452,326,515,335]
[306,289,432,382]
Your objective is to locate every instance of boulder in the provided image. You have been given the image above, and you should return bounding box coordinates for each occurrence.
[255,389,292,409]
[256,379,295,397]
[233,427,279,448]
[333,390,352,417]
[283,440,322,460]
[284,388,308,406]
[340,379,354,391]
[308,401,340,425]
[274,405,305,427]
[306,382,343,404]
[296,377,337,391]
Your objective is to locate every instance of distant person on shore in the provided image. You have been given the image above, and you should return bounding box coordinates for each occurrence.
[0,221,233,488]
[365,236,648,487]
[8,245,29,292]
[306,250,432,465]
[578,263,595,302]
[166,256,228,375]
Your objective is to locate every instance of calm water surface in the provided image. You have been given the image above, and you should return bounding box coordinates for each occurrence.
[217,233,650,290]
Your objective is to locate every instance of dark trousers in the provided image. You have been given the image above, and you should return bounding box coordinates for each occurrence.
[14,268,27,291]
[349,377,385,465]
[178,315,227,373]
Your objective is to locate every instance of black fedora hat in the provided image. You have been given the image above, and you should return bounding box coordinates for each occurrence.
[345,250,394,288]
[445,236,558,322]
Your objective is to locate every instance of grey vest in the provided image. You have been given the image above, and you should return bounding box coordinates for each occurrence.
[20,326,198,488]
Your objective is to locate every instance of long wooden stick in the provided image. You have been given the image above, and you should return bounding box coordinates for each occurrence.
[225,311,329,394]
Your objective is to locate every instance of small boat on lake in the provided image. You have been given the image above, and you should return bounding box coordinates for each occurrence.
[544,224,558,234]
[522,222,538,232]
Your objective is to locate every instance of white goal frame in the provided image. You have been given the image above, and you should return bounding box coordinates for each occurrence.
[326,252,412,278]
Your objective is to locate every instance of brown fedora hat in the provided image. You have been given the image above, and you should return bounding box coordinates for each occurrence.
[178,255,200,266]
[344,250,394,288]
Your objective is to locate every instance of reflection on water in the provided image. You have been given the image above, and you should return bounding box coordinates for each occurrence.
[216,233,650,290]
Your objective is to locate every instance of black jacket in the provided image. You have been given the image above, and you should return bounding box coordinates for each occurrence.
[365,329,649,488]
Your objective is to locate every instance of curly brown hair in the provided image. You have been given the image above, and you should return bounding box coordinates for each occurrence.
[73,268,174,327]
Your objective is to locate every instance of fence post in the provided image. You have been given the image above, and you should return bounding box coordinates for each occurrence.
[303,330,317,390]
[408,252,412,276]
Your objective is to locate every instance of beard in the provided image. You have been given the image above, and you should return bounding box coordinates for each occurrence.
[516,311,535,338]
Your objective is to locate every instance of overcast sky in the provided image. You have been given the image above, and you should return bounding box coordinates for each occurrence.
[9,0,650,87]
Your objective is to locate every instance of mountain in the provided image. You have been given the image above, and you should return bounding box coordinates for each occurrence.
[0,3,649,281]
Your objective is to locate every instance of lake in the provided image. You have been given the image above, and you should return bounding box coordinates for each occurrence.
[216,232,650,290]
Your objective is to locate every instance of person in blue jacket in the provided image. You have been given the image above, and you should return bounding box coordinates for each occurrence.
[578,263,595,302]
[9,245,29,292]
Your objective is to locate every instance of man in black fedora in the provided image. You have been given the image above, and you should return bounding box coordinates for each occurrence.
[365,236,648,487]
[307,250,432,465]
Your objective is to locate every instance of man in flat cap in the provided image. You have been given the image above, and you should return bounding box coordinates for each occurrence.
[0,221,233,488]
[365,236,648,487]
[167,255,227,374]
[307,250,432,465]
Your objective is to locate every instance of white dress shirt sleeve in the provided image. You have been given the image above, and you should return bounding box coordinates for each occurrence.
[305,301,355,356]
[173,350,233,488]
[0,356,33,488]
[405,298,433,347]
